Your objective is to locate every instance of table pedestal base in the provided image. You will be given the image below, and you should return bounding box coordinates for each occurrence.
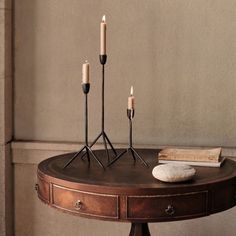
[129,223,151,236]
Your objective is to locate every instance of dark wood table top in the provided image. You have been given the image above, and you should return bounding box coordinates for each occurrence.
[37,148,236,233]
[38,149,236,193]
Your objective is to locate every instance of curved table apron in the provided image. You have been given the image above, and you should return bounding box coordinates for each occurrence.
[36,149,236,236]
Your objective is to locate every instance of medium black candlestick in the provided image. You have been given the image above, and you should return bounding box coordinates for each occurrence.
[89,55,117,162]
[63,83,105,169]
[107,109,149,168]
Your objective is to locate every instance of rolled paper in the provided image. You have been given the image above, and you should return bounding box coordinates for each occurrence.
[100,15,106,55]
[82,61,89,84]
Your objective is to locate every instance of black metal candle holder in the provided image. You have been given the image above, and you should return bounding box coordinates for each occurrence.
[63,83,105,169]
[107,109,149,168]
[89,55,117,162]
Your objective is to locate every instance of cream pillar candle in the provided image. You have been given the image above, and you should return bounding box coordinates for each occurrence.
[100,15,106,55]
[128,86,135,109]
[82,60,89,84]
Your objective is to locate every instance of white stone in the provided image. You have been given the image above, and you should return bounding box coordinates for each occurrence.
[152,163,196,183]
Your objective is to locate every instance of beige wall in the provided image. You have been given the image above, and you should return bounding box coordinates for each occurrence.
[14,0,236,147]
[13,1,236,236]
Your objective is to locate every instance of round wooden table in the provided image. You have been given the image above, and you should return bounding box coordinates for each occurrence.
[36,149,236,236]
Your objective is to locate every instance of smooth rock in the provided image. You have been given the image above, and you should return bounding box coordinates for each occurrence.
[152,163,196,183]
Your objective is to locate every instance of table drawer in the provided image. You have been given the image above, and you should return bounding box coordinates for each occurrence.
[52,184,119,219]
[127,191,208,220]
[211,180,236,213]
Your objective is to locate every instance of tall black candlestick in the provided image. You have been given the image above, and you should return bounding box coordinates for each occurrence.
[63,83,105,169]
[89,55,117,162]
[107,109,149,167]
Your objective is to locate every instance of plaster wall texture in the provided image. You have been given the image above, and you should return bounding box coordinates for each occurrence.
[14,0,236,147]
[13,1,236,236]
[0,144,13,236]
[0,0,13,235]
[0,0,12,10]
[0,8,12,144]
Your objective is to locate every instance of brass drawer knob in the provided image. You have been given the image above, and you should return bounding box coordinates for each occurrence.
[75,200,82,210]
[165,205,175,216]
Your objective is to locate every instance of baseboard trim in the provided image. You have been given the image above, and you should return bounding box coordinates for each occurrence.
[11,141,236,164]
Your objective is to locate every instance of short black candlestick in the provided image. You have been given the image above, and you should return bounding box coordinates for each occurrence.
[107,109,149,168]
[89,55,117,162]
[63,83,105,169]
